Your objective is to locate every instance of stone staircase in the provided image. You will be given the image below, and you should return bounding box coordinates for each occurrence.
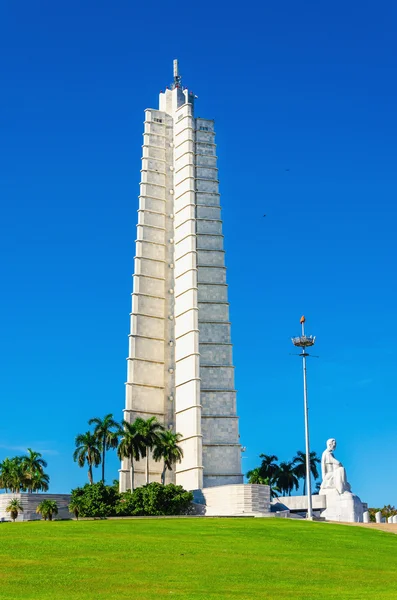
[194,484,271,517]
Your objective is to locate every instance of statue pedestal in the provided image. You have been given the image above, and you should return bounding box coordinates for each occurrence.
[320,489,364,523]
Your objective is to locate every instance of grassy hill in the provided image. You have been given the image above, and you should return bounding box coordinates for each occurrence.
[0,518,396,599]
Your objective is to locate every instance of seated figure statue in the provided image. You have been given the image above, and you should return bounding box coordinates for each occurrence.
[320,438,351,495]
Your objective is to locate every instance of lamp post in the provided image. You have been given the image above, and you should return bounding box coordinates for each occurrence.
[291,316,316,520]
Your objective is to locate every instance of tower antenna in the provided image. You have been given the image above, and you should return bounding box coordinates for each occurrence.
[172,59,182,89]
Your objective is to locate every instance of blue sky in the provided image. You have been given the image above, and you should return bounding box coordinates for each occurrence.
[0,0,396,507]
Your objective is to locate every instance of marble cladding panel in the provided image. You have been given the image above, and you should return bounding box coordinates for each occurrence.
[142,146,166,161]
[174,116,194,134]
[174,189,195,208]
[197,267,226,284]
[175,152,194,172]
[175,379,200,413]
[176,178,195,197]
[198,302,229,322]
[198,322,231,343]
[142,158,166,172]
[196,167,218,181]
[202,445,241,475]
[201,391,237,416]
[175,355,200,386]
[133,275,164,297]
[143,133,166,148]
[174,252,196,278]
[199,344,232,366]
[138,210,165,228]
[176,437,202,474]
[197,284,228,303]
[196,250,224,267]
[196,220,223,235]
[174,204,195,226]
[174,289,197,318]
[196,154,217,168]
[132,294,165,318]
[136,241,165,261]
[129,336,164,362]
[175,330,199,361]
[203,474,243,488]
[175,309,198,339]
[196,131,215,144]
[175,407,201,440]
[175,128,194,145]
[176,468,203,492]
[196,179,218,194]
[175,164,195,184]
[140,183,166,199]
[196,206,221,220]
[196,118,215,131]
[139,197,166,213]
[196,235,224,251]
[134,257,165,279]
[144,171,166,187]
[175,139,195,155]
[200,366,235,390]
[136,225,164,245]
[196,192,220,206]
[201,417,239,444]
[175,235,195,257]
[144,121,165,136]
[196,143,216,156]
[130,314,164,339]
[125,383,166,413]
[127,359,164,387]
[175,219,195,242]
[174,270,197,298]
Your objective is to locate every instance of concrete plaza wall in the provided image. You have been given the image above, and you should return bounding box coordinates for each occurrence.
[0,493,71,522]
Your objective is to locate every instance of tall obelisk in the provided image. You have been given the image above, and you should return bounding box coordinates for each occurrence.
[119,61,243,492]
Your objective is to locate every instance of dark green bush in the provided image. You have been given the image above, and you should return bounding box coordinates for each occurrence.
[116,483,193,516]
[70,482,120,518]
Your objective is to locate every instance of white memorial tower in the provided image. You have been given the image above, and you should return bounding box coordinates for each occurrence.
[119,61,243,493]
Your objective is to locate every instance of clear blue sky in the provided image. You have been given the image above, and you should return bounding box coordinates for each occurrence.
[1,1,396,507]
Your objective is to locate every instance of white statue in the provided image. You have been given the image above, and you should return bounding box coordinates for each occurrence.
[320,438,351,495]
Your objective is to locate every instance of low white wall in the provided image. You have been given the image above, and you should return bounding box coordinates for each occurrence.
[0,493,71,522]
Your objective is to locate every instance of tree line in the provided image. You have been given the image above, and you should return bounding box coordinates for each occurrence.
[246,452,321,497]
[73,413,183,490]
[0,449,50,493]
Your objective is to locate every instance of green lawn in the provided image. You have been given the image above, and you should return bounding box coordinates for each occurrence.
[0,518,396,600]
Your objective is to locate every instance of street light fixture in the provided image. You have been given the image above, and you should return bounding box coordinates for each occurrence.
[291,315,316,520]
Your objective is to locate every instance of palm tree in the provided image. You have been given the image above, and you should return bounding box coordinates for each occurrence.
[246,467,266,484]
[117,420,146,491]
[153,430,183,484]
[275,461,299,496]
[31,471,50,492]
[88,413,119,484]
[292,451,321,495]
[73,431,101,484]
[0,458,16,492]
[258,454,279,479]
[69,498,83,520]
[134,417,165,484]
[36,500,58,521]
[20,448,48,493]
[6,498,23,522]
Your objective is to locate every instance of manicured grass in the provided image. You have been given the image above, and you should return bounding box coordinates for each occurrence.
[0,518,396,599]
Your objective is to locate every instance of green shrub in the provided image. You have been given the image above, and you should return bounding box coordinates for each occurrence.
[70,482,120,518]
[116,483,193,516]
